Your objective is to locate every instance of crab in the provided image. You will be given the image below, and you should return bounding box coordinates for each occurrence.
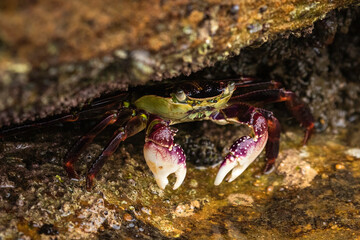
[0,77,314,190]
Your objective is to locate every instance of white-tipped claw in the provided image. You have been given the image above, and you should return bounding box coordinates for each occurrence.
[214,157,251,186]
[173,165,187,190]
[214,133,268,186]
[144,142,187,190]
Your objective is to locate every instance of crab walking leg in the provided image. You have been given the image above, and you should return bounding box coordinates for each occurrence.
[0,96,129,138]
[234,80,282,93]
[230,89,314,144]
[212,104,268,185]
[86,114,147,190]
[261,112,281,174]
[0,114,79,138]
[64,113,120,179]
[143,117,186,190]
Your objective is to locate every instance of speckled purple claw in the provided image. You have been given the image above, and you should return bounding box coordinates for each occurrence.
[214,133,268,186]
[144,118,187,190]
[144,142,186,190]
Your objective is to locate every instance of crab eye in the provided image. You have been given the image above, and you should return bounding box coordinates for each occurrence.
[224,82,235,95]
[175,89,187,102]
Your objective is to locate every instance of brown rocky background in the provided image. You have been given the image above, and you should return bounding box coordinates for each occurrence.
[1,1,360,239]
[0,0,358,127]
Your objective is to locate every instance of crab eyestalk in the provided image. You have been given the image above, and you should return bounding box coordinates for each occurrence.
[143,119,186,190]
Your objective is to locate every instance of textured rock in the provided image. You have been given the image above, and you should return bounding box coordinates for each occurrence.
[1,4,360,238]
[0,0,357,126]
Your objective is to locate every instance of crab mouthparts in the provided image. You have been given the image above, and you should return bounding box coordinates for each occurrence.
[143,142,187,190]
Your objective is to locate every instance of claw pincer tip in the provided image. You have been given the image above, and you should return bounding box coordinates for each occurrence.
[144,120,187,190]
[214,113,268,186]
[144,142,186,190]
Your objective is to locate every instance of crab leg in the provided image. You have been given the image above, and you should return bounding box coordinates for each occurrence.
[86,113,147,190]
[234,80,282,93]
[64,113,122,179]
[259,111,281,174]
[143,117,186,190]
[0,114,79,138]
[64,108,134,179]
[230,89,314,144]
[0,93,129,138]
[212,104,268,185]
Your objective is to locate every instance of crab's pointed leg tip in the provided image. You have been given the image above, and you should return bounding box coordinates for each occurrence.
[173,166,187,190]
[263,164,275,175]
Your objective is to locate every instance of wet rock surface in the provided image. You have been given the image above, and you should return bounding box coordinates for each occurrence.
[1,120,360,239]
[0,3,360,240]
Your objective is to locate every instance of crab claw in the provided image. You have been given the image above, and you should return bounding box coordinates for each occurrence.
[144,142,186,190]
[214,133,268,186]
